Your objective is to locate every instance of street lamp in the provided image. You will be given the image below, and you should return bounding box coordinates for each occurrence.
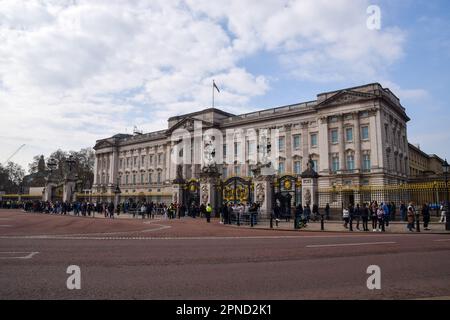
[443,159,449,231]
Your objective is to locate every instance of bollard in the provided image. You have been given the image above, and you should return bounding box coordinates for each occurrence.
[237,212,240,226]
[416,215,421,232]
[250,213,254,227]
[270,215,273,229]
[321,215,324,231]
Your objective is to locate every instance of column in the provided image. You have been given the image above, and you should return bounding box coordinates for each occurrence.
[93,155,98,186]
[354,111,361,172]
[339,115,346,171]
[318,117,329,173]
[110,148,119,187]
[285,124,293,174]
[301,121,309,170]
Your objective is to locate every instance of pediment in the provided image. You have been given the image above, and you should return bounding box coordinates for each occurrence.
[317,90,377,108]
[166,117,214,135]
[93,140,115,150]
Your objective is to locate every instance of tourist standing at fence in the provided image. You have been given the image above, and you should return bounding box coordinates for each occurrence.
[440,202,447,223]
[407,202,415,232]
[361,203,369,231]
[377,205,385,232]
[348,204,354,231]
[422,203,430,231]
[342,207,349,229]
[400,201,407,222]
[354,203,361,230]
[382,202,390,227]
[325,203,330,220]
[371,201,378,231]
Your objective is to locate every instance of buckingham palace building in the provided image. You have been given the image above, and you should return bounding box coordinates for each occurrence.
[92,83,412,208]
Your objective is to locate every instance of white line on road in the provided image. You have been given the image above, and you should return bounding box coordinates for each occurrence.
[0,251,39,259]
[0,225,13,227]
[433,239,450,242]
[306,241,397,248]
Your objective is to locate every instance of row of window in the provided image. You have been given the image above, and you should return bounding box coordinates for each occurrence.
[120,172,163,185]
[119,154,164,169]
[331,154,371,172]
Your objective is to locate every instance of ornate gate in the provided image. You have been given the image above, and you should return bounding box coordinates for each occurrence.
[274,175,301,219]
[183,179,200,214]
[221,177,253,205]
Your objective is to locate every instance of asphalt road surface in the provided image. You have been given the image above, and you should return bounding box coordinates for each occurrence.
[1,209,449,299]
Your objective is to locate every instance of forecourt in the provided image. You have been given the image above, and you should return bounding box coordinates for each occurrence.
[0,209,449,299]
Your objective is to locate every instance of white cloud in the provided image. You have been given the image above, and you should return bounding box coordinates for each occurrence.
[0,0,408,169]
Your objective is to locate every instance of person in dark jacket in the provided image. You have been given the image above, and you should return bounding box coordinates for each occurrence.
[295,203,303,229]
[361,203,369,231]
[325,203,330,220]
[354,203,361,230]
[222,203,229,224]
[400,201,407,222]
[422,203,431,230]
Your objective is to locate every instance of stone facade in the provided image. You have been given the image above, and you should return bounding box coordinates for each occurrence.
[93,83,411,202]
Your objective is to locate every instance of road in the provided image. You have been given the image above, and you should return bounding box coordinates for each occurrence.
[1,209,449,299]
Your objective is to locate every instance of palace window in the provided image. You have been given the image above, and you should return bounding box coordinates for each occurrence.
[361,126,369,140]
[294,161,302,174]
[141,155,145,166]
[293,134,301,150]
[157,172,162,184]
[234,165,241,176]
[346,154,355,171]
[149,155,153,165]
[133,157,137,166]
[141,174,144,183]
[310,134,318,147]
[312,159,319,172]
[278,136,285,151]
[125,175,129,185]
[278,161,285,175]
[331,129,338,144]
[132,174,136,185]
[148,173,152,184]
[363,154,371,171]
[332,156,340,172]
[223,144,227,157]
[247,140,256,155]
[345,127,353,142]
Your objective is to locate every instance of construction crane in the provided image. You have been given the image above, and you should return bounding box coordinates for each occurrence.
[2,144,26,166]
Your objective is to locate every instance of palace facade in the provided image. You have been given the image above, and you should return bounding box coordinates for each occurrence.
[92,83,411,204]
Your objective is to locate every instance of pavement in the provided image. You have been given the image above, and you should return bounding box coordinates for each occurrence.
[0,209,449,300]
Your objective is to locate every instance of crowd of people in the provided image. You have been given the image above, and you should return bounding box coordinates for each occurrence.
[340,200,447,232]
[0,198,447,231]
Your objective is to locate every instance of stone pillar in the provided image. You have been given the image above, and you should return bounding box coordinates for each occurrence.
[285,124,292,173]
[43,182,56,202]
[354,111,361,172]
[318,116,329,173]
[199,171,221,215]
[300,156,319,207]
[172,184,184,205]
[301,177,319,207]
[63,179,76,203]
[301,121,309,170]
[254,175,273,218]
[93,155,98,186]
[339,115,346,171]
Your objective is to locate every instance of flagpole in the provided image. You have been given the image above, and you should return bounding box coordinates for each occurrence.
[212,80,215,108]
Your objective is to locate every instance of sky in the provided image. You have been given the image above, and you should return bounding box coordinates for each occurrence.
[0,0,449,171]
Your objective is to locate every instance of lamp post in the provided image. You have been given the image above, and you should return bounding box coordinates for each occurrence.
[443,159,449,231]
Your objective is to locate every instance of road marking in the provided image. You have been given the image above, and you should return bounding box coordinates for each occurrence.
[434,239,450,242]
[0,218,13,220]
[306,241,397,248]
[0,251,39,259]
[0,225,13,227]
